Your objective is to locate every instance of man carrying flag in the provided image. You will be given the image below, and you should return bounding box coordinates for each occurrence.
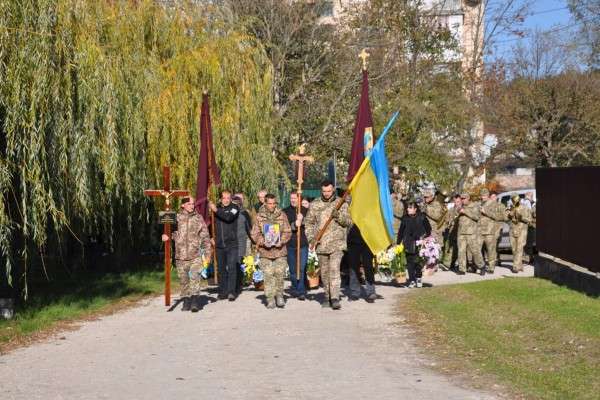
[305,180,351,310]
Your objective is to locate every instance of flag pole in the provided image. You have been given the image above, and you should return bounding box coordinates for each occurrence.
[315,49,369,248]
[312,191,350,247]
[205,99,219,286]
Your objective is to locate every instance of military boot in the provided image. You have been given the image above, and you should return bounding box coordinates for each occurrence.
[275,295,285,308]
[266,299,276,309]
[190,295,201,312]
[181,297,191,311]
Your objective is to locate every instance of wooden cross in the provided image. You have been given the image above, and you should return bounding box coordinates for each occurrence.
[359,48,370,71]
[144,166,189,307]
[289,144,314,279]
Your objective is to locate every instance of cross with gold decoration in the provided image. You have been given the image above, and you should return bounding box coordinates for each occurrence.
[359,48,370,71]
[144,166,189,307]
[289,144,314,279]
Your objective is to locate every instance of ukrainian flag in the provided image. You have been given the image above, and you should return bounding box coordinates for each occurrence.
[348,112,399,254]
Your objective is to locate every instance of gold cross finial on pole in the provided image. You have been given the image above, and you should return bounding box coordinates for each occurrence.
[299,143,307,155]
[359,48,370,71]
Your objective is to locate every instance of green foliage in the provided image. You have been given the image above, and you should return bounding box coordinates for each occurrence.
[0,0,278,294]
[403,278,600,400]
[484,68,600,167]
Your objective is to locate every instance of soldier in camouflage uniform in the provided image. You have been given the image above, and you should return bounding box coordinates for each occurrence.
[508,194,533,273]
[163,196,212,312]
[442,194,462,269]
[250,194,292,309]
[490,191,506,269]
[478,189,507,274]
[305,180,351,310]
[391,192,405,237]
[422,188,446,244]
[457,193,485,274]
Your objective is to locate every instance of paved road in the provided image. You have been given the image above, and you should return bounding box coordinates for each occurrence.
[1,264,533,400]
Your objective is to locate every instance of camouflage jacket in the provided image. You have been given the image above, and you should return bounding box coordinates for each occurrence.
[446,206,460,234]
[392,196,404,236]
[423,199,446,235]
[172,211,212,261]
[457,202,480,235]
[493,201,507,234]
[305,195,351,254]
[509,205,532,238]
[250,206,292,260]
[479,199,505,235]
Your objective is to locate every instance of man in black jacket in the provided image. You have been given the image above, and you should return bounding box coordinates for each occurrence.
[283,192,309,300]
[209,190,240,300]
[233,193,253,294]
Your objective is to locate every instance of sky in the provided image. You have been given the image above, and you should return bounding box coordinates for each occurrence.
[490,0,574,60]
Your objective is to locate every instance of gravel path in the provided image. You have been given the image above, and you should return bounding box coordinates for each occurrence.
[1,263,533,400]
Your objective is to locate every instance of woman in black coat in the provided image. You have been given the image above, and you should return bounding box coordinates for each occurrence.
[397,201,432,288]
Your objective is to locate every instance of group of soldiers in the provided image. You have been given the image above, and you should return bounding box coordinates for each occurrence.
[163,180,536,313]
[405,188,536,276]
[163,181,357,312]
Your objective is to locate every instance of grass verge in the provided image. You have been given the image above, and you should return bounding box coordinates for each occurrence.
[401,277,600,400]
[0,267,175,354]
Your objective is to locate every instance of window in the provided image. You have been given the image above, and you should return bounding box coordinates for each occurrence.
[317,1,335,17]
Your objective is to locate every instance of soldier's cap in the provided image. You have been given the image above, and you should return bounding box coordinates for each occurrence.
[480,188,490,196]
[232,195,242,202]
[181,196,192,204]
[511,194,521,204]
[423,188,435,197]
[460,192,470,199]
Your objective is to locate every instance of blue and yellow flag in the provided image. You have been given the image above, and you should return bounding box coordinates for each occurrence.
[348,112,399,254]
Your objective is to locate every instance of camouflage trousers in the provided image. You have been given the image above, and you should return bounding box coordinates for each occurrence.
[458,234,484,273]
[481,234,498,272]
[176,257,207,297]
[510,233,527,272]
[260,257,287,302]
[442,233,458,268]
[318,251,343,301]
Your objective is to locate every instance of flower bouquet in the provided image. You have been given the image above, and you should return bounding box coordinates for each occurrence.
[241,254,264,290]
[252,268,264,290]
[390,244,407,284]
[416,236,441,276]
[306,250,320,288]
[240,255,256,286]
[376,245,406,283]
[199,251,212,280]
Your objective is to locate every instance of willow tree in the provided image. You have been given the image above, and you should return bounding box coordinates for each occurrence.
[0,0,278,295]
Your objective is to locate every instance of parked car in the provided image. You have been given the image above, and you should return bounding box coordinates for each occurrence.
[497,189,536,251]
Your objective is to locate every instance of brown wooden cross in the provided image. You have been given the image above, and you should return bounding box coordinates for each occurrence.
[289,144,314,279]
[144,166,189,307]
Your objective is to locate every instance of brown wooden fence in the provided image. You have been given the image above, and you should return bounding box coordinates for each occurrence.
[536,167,600,273]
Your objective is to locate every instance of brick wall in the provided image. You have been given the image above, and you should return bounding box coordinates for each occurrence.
[493,174,535,191]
